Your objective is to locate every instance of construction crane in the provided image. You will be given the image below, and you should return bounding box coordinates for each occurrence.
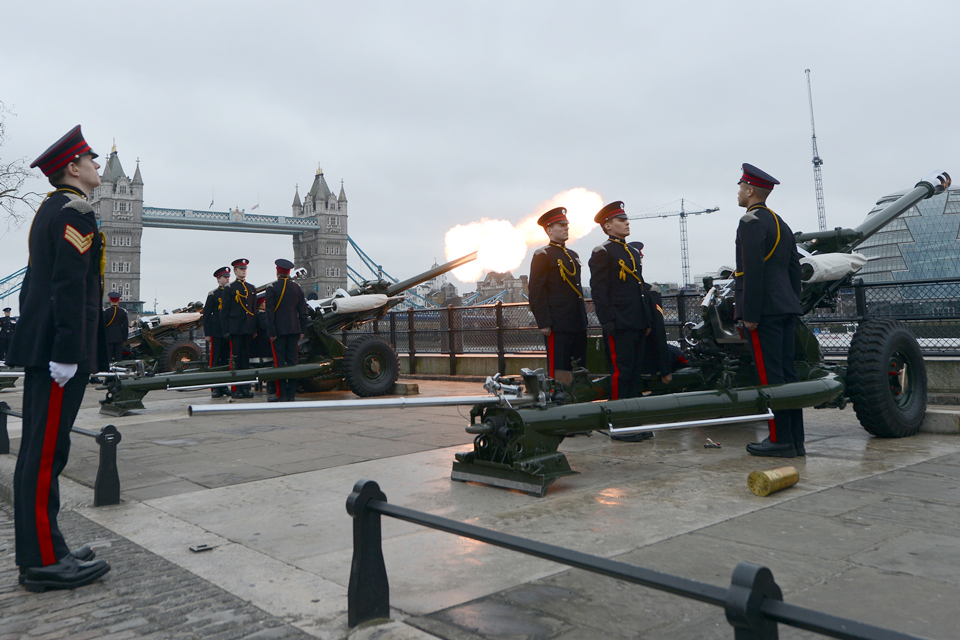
[629,199,718,288]
[805,68,827,230]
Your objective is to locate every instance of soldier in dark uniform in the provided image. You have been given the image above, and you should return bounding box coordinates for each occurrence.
[265,259,309,402]
[0,307,15,361]
[103,292,129,362]
[734,163,804,458]
[203,266,231,397]
[589,202,652,410]
[528,207,587,387]
[221,258,257,398]
[7,126,110,591]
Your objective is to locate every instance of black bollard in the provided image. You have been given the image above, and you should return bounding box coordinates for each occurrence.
[725,562,782,639]
[345,479,390,627]
[93,425,122,506]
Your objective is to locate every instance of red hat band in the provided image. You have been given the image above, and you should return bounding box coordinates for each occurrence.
[740,171,776,190]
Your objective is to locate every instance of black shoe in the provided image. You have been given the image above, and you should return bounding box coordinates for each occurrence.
[746,438,797,458]
[611,431,653,442]
[211,388,224,398]
[267,396,282,403]
[19,547,96,585]
[23,554,110,592]
[795,444,806,457]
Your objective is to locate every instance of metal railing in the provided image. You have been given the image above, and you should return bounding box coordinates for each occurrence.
[346,479,933,639]
[0,402,121,507]
[339,278,960,372]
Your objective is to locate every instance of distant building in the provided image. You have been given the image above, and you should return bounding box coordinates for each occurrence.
[474,271,528,304]
[89,143,144,313]
[856,184,960,282]
[291,166,349,298]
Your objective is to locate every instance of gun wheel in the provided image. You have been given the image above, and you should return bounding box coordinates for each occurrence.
[846,319,926,438]
[343,335,399,397]
[159,339,202,373]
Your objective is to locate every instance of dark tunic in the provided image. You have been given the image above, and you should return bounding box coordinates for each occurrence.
[588,237,651,334]
[203,287,227,338]
[264,276,309,338]
[221,279,258,336]
[103,305,129,344]
[528,243,587,332]
[734,204,802,323]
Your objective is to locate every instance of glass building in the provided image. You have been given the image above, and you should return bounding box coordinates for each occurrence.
[856,185,960,282]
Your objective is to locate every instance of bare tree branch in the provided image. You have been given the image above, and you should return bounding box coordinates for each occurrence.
[1,101,42,230]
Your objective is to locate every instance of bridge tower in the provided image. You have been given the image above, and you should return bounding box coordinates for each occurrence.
[291,165,349,297]
[89,143,145,312]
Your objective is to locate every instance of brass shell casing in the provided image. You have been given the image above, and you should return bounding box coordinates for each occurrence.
[748,466,799,497]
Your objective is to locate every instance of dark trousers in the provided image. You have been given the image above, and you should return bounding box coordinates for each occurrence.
[107,341,123,362]
[209,337,230,368]
[0,338,9,360]
[746,314,803,446]
[271,335,299,399]
[544,331,587,376]
[603,330,645,400]
[230,335,254,393]
[14,367,89,568]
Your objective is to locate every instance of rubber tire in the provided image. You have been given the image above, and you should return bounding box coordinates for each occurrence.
[342,335,399,397]
[846,319,927,438]
[159,340,203,373]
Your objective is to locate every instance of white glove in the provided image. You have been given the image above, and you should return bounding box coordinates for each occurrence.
[49,361,78,387]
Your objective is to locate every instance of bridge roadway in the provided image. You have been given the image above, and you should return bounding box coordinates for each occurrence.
[143,206,320,234]
[1,380,960,638]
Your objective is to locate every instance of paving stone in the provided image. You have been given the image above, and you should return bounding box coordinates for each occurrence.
[0,505,312,640]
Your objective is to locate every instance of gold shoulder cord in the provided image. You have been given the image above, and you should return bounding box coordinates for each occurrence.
[612,239,643,284]
[734,207,781,277]
[273,278,288,311]
[235,282,255,316]
[106,305,117,327]
[550,243,583,299]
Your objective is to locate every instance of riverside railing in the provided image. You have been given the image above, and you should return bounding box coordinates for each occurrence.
[346,479,934,639]
[340,277,960,373]
[0,402,121,506]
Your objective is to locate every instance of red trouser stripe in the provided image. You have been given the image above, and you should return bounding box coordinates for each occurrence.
[36,381,65,565]
[748,328,777,442]
[547,333,555,377]
[608,336,620,400]
[270,340,281,397]
[229,341,236,393]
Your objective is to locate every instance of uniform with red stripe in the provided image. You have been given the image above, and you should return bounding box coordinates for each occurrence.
[265,259,310,401]
[589,202,651,404]
[734,163,804,457]
[103,293,129,361]
[528,207,587,386]
[7,126,110,582]
[203,267,232,396]
[221,258,258,398]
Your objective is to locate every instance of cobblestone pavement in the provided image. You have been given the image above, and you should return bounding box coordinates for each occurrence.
[0,503,313,640]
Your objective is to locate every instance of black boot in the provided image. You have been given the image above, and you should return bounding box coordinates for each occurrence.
[23,554,110,592]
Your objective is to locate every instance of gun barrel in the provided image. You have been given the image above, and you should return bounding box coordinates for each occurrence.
[189,394,502,416]
[385,251,478,297]
[848,171,951,252]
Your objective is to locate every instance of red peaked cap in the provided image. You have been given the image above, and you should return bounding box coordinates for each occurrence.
[108,292,121,301]
[30,125,98,177]
[594,201,627,224]
[537,207,568,227]
[213,266,231,278]
[740,163,780,190]
[231,258,249,268]
[275,258,294,274]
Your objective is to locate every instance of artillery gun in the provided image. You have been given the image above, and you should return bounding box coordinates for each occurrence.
[98,252,477,415]
[190,171,950,496]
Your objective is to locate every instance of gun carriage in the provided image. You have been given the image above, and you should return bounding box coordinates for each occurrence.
[98,252,477,415]
[191,171,950,495]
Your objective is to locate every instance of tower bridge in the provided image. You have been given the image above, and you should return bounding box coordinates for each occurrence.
[88,146,351,312]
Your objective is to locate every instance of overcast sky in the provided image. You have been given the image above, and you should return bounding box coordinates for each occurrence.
[2,1,958,313]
